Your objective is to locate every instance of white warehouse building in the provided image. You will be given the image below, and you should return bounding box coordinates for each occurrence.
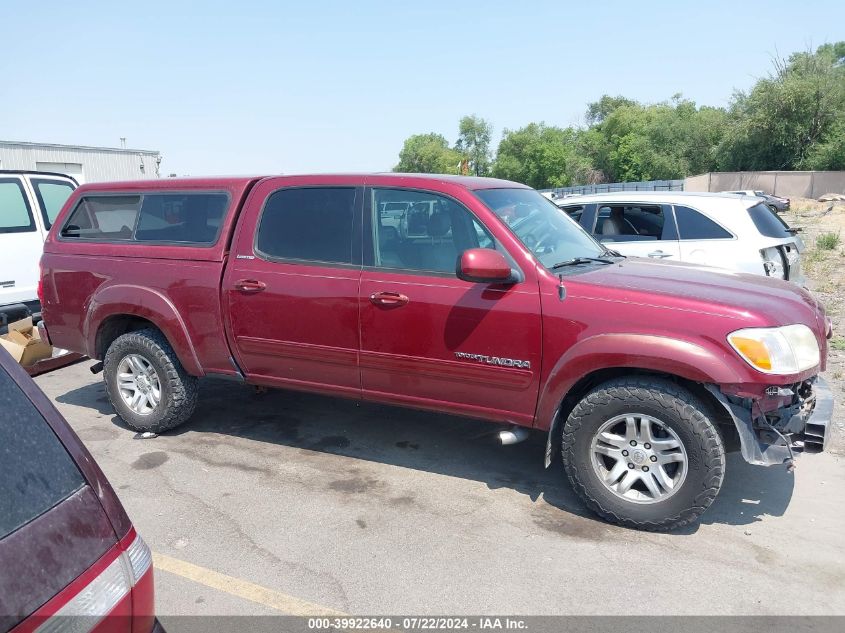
[0,140,161,184]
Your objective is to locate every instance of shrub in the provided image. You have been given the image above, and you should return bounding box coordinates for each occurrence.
[816,232,841,250]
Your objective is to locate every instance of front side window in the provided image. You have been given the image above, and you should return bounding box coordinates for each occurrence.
[558,204,585,222]
[475,188,604,269]
[372,189,494,273]
[31,179,75,229]
[256,187,356,265]
[0,179,35,234]
[674,205,732,240]
[594,204,675,241]
[0,366,85,540]
[61,192,229,243]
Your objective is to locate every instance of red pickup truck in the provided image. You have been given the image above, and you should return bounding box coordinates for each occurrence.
[39,174,833,530]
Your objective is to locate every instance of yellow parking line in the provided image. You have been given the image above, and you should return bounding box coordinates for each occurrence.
[153,552,346,616]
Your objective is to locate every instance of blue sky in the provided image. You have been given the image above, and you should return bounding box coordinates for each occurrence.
[3,0,843,175]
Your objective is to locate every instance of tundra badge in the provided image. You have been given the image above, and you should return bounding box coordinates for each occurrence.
[455,352,530,369]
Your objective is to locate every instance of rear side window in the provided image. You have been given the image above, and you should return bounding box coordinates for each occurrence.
[674,205,732,240]
[31,179,76,230]
[747,202,793,238]
[0,366,85,539]
[61,192,229,244]
[0,179,35,234]
[256,187,356,265]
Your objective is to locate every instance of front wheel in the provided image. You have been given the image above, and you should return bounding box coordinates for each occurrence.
[562,377,725,531]
[103,328,198,433]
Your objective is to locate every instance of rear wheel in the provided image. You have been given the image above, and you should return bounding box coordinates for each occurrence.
[562,377,725,531]
[104,328,198,433]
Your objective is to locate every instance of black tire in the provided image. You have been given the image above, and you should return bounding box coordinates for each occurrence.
[561,377,725,531]
[103,328,198,433]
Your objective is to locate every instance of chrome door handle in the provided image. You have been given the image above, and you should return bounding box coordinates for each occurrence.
[369,291,409,307]
[235,279,267,292]
[648,250,672,259]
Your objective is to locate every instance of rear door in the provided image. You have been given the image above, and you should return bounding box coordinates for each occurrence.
[589,202,681,260]
[359,186,542,425]
[223,178,363,395]
[674,204,737,266]
[0,177,42,307]
[25,175,76,236]
[0,353,118,631]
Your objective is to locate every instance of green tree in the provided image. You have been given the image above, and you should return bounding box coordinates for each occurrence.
[717,42,845,170]
[455,115,493,176]
[492,123,581,189]
[581,95,728,181]
[393,133,461,174]
[585,95,637,125]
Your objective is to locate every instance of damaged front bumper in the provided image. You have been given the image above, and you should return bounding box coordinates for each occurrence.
[707,377,834,467]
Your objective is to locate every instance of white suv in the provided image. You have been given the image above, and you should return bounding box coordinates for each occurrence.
[1,171,77,325]
[556,191,804,283]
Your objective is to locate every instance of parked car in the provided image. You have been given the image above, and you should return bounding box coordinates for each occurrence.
[556,191,804,283]
[0,170,77,327]
[0,346,160,632]
[39,174,832,530]
[724,189,790,212]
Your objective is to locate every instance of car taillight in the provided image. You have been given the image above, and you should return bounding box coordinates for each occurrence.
[37,258,45,306]
[761,246,788,280]
[14,530,154,633]
[125,533,153,582]
[38,555,133,630]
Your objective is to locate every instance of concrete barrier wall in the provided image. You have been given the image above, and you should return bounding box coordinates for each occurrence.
[813,172,845,197]
[683,174,710,191]
[684,171,845,198]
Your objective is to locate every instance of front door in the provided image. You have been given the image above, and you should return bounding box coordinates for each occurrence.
[0,178,42,308]
[359,187,542,426]
[224,182,362,396]
[590,202,681,261]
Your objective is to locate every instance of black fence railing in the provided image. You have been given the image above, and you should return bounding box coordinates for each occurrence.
[540,179,684,197]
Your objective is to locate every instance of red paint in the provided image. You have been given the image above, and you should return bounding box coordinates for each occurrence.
[1,350,157,633]
[41,173,828,433]
[457,248,513,282]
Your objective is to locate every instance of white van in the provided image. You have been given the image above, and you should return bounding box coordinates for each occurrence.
[1,171,77,326]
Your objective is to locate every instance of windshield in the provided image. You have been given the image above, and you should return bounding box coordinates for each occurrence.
[475,188,605,268]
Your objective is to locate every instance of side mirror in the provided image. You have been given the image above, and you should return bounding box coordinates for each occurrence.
[456,248,515,284]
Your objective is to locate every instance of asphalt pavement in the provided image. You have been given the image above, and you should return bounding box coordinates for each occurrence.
[35,361,845,620]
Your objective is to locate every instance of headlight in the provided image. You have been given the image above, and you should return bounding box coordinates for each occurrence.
[728,324,820,374]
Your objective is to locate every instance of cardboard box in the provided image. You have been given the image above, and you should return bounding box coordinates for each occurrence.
[0,317,53,367]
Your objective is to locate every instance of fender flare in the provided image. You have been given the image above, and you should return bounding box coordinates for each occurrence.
[84,284,204,376]
[539,333,743,467]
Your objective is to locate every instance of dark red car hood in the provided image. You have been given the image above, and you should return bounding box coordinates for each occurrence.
[568,257,822,329]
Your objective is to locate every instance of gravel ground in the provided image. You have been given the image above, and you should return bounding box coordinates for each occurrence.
[782,199,845,451]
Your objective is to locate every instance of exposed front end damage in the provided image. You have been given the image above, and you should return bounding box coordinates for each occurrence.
[706,377,833,467]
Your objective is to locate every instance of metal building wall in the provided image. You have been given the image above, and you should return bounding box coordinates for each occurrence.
[0,141,161,183]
